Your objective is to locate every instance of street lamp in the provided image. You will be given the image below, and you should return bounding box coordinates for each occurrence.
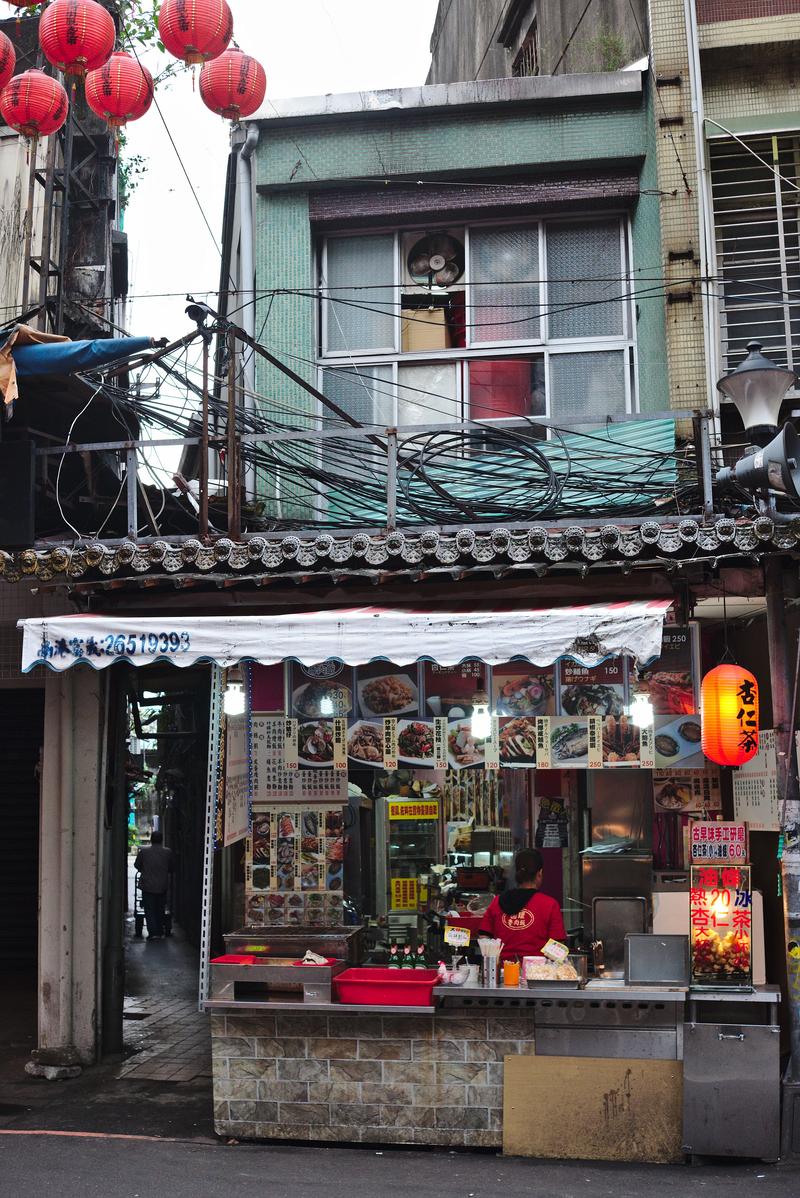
[716,340,796,447]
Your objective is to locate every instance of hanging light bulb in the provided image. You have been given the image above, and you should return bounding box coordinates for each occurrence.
[470,691,491,739]
[223,670,246,716]
[627,693,654,727]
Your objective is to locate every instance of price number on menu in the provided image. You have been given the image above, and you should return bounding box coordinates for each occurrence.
[283,718,298,771]
[484,716,500,771]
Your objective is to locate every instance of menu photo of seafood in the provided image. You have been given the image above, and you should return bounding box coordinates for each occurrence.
[498,716,538,766]
[492,666,555,717]
[653,714,704,768]
[447,719,487,769]
[296,720,335,767]
[291,661,353,719]
[347,720,385,766]
[602,714,641,766]
[559,658,625,718]
[635,625,698,715]
[356,664,419,719]
[540,716,594,769]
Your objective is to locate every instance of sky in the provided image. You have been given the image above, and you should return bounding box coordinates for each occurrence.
[124,0,440,342]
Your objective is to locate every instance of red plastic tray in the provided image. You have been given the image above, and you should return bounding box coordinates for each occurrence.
[333,967,439,1007]
[211,954,257,965]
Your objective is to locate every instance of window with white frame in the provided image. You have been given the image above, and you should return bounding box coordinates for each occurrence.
[710,132,800,375]
[317,216,637,436]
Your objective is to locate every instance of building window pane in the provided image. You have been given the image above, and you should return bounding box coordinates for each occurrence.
[470,227,540,343]
[546,220,625,339]
[324,235,396,353]
[468,358,545,422]
[549,351,627,427]
[397,363,459,426]
[322,365,393,476]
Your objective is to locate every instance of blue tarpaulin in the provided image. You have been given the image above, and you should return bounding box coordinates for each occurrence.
[12,336,153,377]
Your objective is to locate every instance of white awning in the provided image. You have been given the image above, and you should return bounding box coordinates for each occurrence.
[19,601,672,673]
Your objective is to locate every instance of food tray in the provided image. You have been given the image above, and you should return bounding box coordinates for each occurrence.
[333,967,440,1007]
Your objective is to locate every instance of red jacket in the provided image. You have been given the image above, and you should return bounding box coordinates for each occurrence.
[478,890,567,959]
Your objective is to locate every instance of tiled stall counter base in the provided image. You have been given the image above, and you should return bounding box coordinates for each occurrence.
[210,1010,536,1146]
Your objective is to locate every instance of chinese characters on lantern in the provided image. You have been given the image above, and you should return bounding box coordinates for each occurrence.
[736,677,758,758]
[690,864,752,988]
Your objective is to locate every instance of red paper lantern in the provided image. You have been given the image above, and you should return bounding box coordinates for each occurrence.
[0,31,15,90]
[85,50,153,128]
[39,0,115,78]
[0,69,68,136]
[701,664,760,767]
[158,0,233,67]
[199,47,265,120]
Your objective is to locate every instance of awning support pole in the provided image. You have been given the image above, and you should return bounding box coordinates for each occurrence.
[692,413,715,522]
[198,665,223,1010]
[199,332,211,541]
[386,427,398,531]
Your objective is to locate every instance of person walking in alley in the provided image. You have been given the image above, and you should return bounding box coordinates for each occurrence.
[134,830,175,940]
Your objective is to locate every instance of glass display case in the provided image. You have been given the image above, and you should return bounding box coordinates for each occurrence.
[375,796,440,918]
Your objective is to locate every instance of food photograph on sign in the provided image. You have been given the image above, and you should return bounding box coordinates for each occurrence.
[498,716,538,766]
[548,717,591,768]
[635,625,698,715]
[296,720,335,767]
[356,663,419,719]
[448,719,488,769]
[559,658,626,718]
[653,769,722,813]
[653,713,704,767]
[291,661,354,719]
[602,714,641,765]
[492,664,556,717]
[347,720,385,766]
[397,719,436,767]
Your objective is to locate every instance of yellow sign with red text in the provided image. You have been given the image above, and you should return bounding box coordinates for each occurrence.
[387,800,439,821]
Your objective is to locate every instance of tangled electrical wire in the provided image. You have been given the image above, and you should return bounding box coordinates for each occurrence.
[78,345,704,534]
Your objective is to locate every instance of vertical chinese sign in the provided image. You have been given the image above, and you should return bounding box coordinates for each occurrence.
[689,864,752,989]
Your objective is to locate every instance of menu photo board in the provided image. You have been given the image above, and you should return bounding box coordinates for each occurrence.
[690,864,752,988]
[492,663,556,718]
[355,662,419,720]
[653,768,722,814]
[252,714,348,804]
[245,805,346,927]
[536,716,602,769]
[635,624,699,716]
[559,658,626,718]
[423,659,486,719]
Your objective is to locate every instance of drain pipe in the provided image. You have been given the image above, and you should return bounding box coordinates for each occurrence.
[237,123,259,501]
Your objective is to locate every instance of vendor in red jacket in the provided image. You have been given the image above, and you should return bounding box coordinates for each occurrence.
[477,848,567,960]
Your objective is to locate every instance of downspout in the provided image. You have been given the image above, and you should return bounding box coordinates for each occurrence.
[684,0,720,436]
[237,123,260,501]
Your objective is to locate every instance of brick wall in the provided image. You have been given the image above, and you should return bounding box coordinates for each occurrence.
[211,1009,537,1146]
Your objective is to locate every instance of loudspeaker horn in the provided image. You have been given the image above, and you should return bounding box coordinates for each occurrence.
[717,421,800,497]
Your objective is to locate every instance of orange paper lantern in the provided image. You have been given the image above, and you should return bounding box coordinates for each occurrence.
[39,0,116,78]
[199,46,265,120]
[158,0,233,67]
[700,664,759,767]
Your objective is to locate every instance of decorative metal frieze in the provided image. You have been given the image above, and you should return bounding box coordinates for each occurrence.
[1,516,798,588]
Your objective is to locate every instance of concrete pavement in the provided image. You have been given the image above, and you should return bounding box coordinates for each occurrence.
[0,1131,797,1198]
